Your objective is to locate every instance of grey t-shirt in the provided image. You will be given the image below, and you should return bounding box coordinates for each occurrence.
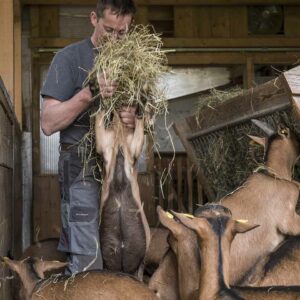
[41,38,98,144]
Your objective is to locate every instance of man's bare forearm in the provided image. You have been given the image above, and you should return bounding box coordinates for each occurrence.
[41,87,93,136]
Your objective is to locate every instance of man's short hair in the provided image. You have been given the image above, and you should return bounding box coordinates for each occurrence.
[96,0,136,18]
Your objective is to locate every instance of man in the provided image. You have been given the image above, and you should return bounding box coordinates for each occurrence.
[40,0,136,274]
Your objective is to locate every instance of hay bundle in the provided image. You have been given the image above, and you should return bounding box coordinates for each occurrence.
[88,24,168,125]
[80,25,169,177]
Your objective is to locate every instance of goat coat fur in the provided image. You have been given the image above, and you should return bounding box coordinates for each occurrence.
[95,111,150,276]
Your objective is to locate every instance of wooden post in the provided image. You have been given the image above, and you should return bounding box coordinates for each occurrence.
[244,56,254,89]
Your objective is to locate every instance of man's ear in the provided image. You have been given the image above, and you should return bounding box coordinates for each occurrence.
[90,11,98,27]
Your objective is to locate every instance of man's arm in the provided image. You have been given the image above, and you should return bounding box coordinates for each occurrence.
[41,86,136,136]
[41,87,92,136]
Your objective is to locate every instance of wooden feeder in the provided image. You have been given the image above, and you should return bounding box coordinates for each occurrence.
[174,65,300,201]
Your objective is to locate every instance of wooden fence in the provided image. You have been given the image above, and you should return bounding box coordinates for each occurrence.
[0,78,22,300]
[153,153,205,214]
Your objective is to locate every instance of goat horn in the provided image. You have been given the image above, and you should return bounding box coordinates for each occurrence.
[251,119,275,137]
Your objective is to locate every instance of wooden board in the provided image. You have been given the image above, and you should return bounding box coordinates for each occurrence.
[285,6,300,37]
[29,37,300,48]
[188,78,288,137]
[21,0,300,6]
[33,175,61,240]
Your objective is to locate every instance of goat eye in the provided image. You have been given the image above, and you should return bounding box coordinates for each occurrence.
[280,129,288,135]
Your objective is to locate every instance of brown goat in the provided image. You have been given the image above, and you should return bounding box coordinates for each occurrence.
[2,256,158,300]
[13,239,67,300]
[95,110,150,277]
[154,207,200,300]
[148,249,179,300]
[171,207,300,300]
[239,236,300,286]
[145,228,169,275]
[220,121,300,284]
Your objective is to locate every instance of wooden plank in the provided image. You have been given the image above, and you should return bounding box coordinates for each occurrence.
[30,6,40,36]
[148,6,173,21]
[14,0,22,127]
[285,6,300,37]
[29,37,300,48]
[167,52,300,65]
[0,0,14,100]
[244,56,254,89]
[174,7,206,38]
[21,0,300,6]
[135,5,148,25]
[12,123,23,258]
[211,7,230,38]
[173,119,215,201]
[33,175,61,240]
[187,158,193,213]
[39,6,59,37]
[196,175,203,205]
[229,7,247,37]
[176,156,185,211]
[188,79,288,138]
[281,65,300,95]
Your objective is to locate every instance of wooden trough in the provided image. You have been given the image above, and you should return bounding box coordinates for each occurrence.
[174,65,300,202]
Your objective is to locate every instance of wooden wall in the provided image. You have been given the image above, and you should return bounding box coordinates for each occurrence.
[0,79,22,300]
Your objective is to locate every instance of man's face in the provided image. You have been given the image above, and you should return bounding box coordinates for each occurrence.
[91,8,133,44]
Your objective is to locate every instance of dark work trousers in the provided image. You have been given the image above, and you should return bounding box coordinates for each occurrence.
[58,149,103,274]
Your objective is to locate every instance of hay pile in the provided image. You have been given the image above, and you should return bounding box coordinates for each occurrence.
[80,25,169,178]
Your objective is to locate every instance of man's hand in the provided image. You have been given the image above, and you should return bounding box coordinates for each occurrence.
[119,106,137,128]
[97,72,118,98]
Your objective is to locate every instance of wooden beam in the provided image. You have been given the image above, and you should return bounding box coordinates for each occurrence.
[0,0,14,100]
[21,0,300,6]
[167,52,300,65]
[244,56,254,89]
[29,37,300,48]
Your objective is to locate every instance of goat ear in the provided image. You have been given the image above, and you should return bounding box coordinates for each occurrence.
[157,206,183,237]
[170,211,201,232]
[234,220,260,234]
[248,135,266,148]
[34,260,68,279]
[2,257,21,274]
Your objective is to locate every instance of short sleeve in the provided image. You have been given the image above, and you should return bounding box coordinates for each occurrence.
[41,50,77,101]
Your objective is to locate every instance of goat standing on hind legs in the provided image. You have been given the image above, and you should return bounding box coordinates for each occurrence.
[95,106,150,280]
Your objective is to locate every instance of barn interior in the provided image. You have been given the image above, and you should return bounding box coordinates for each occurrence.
[1,1,300,299]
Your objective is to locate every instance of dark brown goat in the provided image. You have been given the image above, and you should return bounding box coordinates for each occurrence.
[171,207,300,300]
[95,110,150,277]
[220,121,300,284]
[2,256,158,300]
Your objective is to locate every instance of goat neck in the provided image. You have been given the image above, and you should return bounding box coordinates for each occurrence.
[198,223,231,300]
[172,229,200,300]
[264,134,299,181]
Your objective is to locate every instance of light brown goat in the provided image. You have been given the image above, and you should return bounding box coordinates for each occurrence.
[2,256,158,300]
[171,207,300,300]
[95,110,150,277]
[240,236,300,286]
[220,121,300,284]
